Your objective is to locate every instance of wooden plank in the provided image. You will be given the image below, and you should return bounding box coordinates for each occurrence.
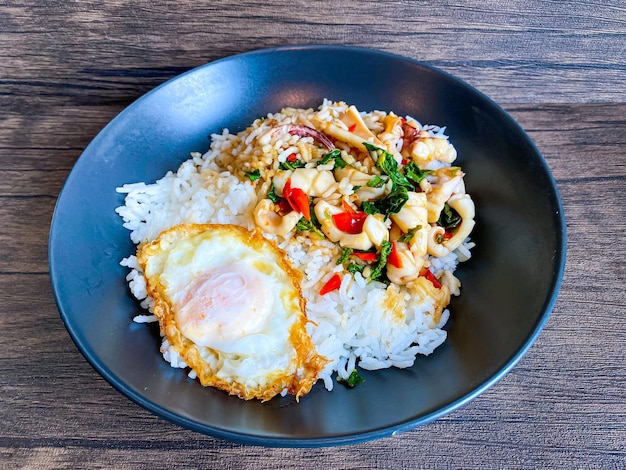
[0,198,55,273]
[1,2,625,104]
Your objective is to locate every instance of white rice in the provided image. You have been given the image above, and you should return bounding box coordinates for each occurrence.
[115,100,473,391]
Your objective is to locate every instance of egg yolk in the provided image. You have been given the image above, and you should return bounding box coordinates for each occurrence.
[173,262,273,348]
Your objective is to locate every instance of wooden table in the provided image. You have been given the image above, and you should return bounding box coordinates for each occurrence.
[2,1,624,468]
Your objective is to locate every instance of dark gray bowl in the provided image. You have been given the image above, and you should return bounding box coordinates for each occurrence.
[49,45,566,447]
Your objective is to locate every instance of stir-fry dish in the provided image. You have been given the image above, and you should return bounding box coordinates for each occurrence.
[116,100,476,401]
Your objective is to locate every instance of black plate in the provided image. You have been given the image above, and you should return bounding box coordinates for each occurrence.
[49,45,566,447]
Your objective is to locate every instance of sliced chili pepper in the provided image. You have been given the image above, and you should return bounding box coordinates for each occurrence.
[283,178,311,220]
[320,273,341,295]
[420,267,442,289]
[342,199,356,213]
[348,123,357,132]
[387,241,403,269]
[332,211,368,234]
[287,153,297,162]
[443,230,453,240]
[352,251,378,262]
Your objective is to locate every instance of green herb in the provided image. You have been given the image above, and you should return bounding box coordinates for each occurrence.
[360,185,409,219]
[403,162,431,185]
[352,185,361,191]
[267,183,280,203]
[295,217,325,239]
[383,185,409,217]
[318,149,340,165]
[244,168,261,181]
[334,156,348,168]
[366,175,386,188]
[363,143,412,217]
[337,247,353,265]
[347,262,364,274]
[369,241,392,281]
[279,159,306,171]
[259,116,266,123]
[361,200,378,215]
[363,142,412,190]
[337,369,364,388]
[309,199,323,230]
[438,203,462,230]
[318,149,348,168]
[398,225,422,243]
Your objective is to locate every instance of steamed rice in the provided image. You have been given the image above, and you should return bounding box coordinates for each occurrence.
[115,99,474,391]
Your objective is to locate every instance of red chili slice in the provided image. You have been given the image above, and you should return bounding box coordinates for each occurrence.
[342,199,355,213]
[320,273,341,295]
[287,153,297,162]
[283,178,311,220]
[332,211,368,234]
[420,268,442,289]
[352,251,378,262]
[348,123,357,132]
[388,241,403,269]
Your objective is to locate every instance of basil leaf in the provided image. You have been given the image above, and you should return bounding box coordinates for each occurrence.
[337,369,364,388]
[361,200,379,215]
[318,149,348,168]
[337,247,353,265]
[366,175,386,188]
[363,142,412,190]
[438,203,461,230]
[295,217,325,239]
[398,225,422,243]
[347,262,364,274]
[267,183,280,203]
[244,169,261,181]
[334,155,348,168]
[369,241,392,281]
[279,160,306,171]
[318,149,340,165]
[403,162,431,185]
[360,186,409,219]
[383,185,409,217]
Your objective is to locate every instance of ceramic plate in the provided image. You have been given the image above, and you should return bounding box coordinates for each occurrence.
[49,45,566,447]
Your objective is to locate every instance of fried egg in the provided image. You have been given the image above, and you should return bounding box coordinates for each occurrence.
[137,223,327,401]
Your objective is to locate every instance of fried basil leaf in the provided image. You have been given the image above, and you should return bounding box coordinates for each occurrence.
[267,183,280,203]
[337,247,353,265]
[337,369,364,388]
[347,262,364,274]
[295,217,325,239]
[369,241,392,281]
[244,168,261,181]
[398,225,422,242]
[438,203,462,230]
[363,142,412,190]
[366,175,386,188]
[403,162,431,185]
[318,149,348,168]
[279,159,306,171]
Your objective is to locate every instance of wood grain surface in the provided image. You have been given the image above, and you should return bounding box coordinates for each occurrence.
[1,1,625,468]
